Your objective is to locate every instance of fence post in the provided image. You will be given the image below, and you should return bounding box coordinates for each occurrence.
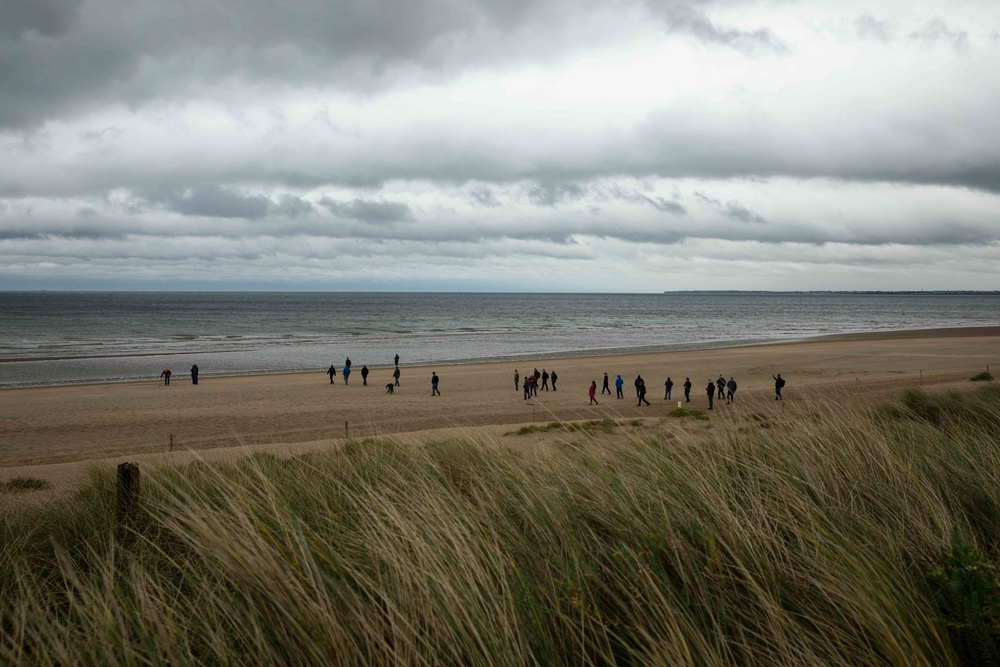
[345,420,349,439]
[116,462,141,540]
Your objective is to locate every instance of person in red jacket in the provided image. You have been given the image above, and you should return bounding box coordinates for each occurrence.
[159,369,172,386]
[589,380,598,405]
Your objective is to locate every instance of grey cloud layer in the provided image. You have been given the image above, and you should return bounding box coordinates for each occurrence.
[1,0,999,290]
[0,0,714,130]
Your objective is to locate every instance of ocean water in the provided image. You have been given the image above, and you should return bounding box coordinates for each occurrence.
[0,292,997,388]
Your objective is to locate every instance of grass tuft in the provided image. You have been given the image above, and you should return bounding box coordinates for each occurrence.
[1,476,51,493]
[668,407,709,421]
[972,371,994,382]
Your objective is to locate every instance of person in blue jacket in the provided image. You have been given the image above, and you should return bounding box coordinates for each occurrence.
[343,364,351,385]
[615,374,624,399]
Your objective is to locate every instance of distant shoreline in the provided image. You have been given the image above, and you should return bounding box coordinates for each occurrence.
[3,325,997,390]
[2,325,997,473]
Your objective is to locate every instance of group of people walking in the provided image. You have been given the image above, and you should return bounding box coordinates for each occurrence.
[516,368,558,399]
[576,370,786,409]
[324,354,447,397]
[704,375,738,410]
[327,354,403,389]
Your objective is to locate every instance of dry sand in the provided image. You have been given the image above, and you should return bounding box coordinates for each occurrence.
[1,327,997,490]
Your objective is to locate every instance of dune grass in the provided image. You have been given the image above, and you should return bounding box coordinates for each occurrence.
[2,385,1000,665]
[0,477,50,493]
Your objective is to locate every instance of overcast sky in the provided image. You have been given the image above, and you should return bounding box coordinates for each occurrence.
[1,0,998,291]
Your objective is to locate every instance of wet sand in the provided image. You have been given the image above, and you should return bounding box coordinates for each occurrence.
[1,327,997,489]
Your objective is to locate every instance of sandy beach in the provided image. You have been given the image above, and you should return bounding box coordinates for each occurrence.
[2,327,997,488]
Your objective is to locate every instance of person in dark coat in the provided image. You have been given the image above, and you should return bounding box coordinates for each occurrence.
[706,379,716,410]
[530,374,538,397]
[514,369,519,391]
[361,365,369,385]
[664,376,673,400]
[550,370,558,391]
[634,374,643,399]
[394,353,400,366]
[541,369,549,391]
[431,372,440,396]
[327,365,336,384]
[717,376,726,402]
[637,378,650,406]
[727,377,737,403]
[523,376,531,400]
[160,369,171,386]
[190,364,199,385]
[602,372,611,395]
[589,381,598,405]
[684,377,692,402]
[393,366,400,386]
[773,374,785,400]
[345,357,352,370]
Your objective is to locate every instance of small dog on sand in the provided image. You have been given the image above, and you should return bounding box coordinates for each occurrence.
[386,383,394,394]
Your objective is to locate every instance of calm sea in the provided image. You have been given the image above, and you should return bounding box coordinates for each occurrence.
[0,292,997,388]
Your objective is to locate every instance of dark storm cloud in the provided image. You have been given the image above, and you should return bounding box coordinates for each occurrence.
[0,0,82,38]
[0,0,802,131]
[320,197,413,225]
[0,0,611,130]
[628,99,1000,194]
[646,1,788,54]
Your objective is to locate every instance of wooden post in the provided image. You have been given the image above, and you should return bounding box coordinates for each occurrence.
[169,434,173,452]
[919,370,923,385]
[116,462,141,539]
[345,420,349,439]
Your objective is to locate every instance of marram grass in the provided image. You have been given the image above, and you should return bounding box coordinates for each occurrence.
[2,385,1000,665]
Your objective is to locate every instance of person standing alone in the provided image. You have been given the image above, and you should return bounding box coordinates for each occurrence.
[327,364,336,384]
[393,366,400,386]
[160,369,171,386]
[190,364,199,385]
[602,372,611,395]
[683,377,692,402]
[773,374,785,400]
[664,376,673,400]
[431,372,441,396]
[361,365,369,386]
